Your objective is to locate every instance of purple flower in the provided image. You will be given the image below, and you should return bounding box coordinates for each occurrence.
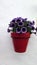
[18,17,22,20]
[30,22,33,25]
[22,18,27,22]
[7,29,10,32]
[29,21,35,25]
[27,24,32,28]
[31,26,35,30]
[12,19,15,22]
[32,21,35,25]
[27,24,35,30]
[21,27,27,33]
[16,17,22,22]
[36,27,37,31]
[28,21,33,26]
[16,27,21,33]
[9,23,15,27]
[18,22,24,26]
[24,18,27,20]
[22,19,24,22]
[17,19,20,22]
[10,19,15,23]
[28,22,34,27]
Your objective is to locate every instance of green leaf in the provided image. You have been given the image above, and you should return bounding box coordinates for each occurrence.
[24,22,28,26]
[13,27,16,32]
[27,27,32,33]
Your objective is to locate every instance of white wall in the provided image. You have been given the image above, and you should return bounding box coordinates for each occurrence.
[0,0,37,65]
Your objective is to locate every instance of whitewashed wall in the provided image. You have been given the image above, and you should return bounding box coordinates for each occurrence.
[0,0,37,65]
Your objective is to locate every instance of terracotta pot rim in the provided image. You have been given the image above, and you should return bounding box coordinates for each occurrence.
[11,32,30,39]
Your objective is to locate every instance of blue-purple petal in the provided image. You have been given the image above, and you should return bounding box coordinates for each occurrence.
[18,22,23,26]
[7,29,10,32]
[16,27,21,33]
[36,27,37,31]
[9,23,15,27]
[21,27,27,33]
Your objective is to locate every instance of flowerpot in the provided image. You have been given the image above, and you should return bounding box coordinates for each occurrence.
[11,32,30,53]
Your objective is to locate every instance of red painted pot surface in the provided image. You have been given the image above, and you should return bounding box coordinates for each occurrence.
[11,32,30,53]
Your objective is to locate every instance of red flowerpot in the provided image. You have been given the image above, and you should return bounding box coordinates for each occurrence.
[11,32,30,53]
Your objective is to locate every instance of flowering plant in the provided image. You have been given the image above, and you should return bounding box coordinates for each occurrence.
[7,17,36,34]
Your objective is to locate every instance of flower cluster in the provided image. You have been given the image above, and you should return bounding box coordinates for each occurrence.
[7,17,37,34]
